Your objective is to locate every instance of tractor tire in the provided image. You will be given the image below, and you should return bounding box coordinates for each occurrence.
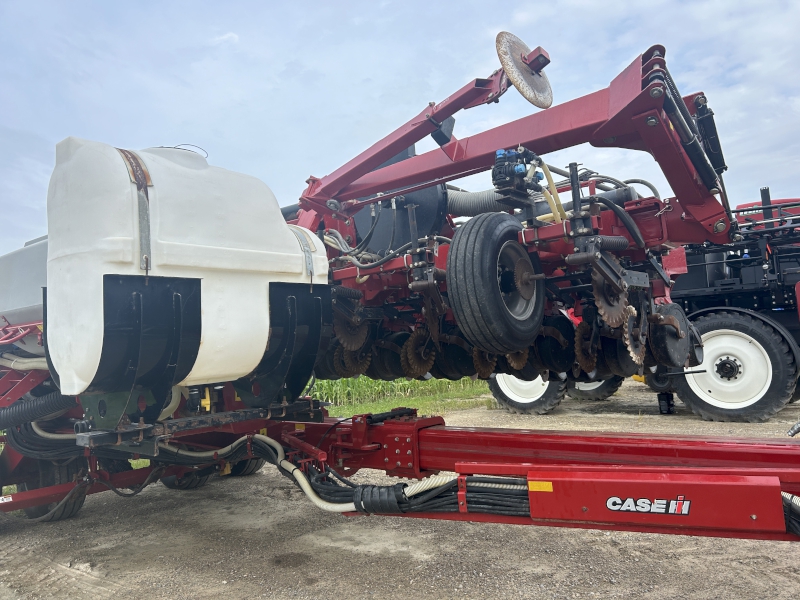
[673,311,796,422]
[447,212,545,355]
[791,387,800,404]
[230,458,266,477]
[19,458,87,522]
[645,365,674,394]
[161,471,211,490]
[566,376,625,401]
[489,374,566,415]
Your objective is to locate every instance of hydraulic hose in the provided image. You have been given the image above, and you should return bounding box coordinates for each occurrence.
[31,420,76,440]
[0,353,49,371]
[157,386,187,421]
[336,235,449,271]
[279,458,356,513]
[0,391,77,431]
[403,475,456,497]
[541,188,562,224]
[446,189,508,217]
[623,178,661,200]
[158,432,356,512]
[540,163,567,220]
[591,196,646,248]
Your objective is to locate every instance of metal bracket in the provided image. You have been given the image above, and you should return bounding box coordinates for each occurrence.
[116,149,153,273]
[289,227,315,282]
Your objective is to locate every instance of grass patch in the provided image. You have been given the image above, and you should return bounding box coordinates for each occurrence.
[315,376,489,405]
[315,376,493,418]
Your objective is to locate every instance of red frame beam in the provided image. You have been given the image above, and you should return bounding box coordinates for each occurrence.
[300,45,729,248]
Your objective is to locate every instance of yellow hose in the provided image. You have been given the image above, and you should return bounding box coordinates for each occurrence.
[541,163,568,220]
[541,188,562,224]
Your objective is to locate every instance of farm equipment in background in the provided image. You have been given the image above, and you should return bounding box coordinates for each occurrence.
[4,32,800,542]
[635,195,800,421]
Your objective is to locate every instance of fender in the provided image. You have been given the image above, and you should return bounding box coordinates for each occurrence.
[687,306,800,371]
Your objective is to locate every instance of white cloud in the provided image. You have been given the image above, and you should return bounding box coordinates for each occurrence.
[210,32,239,46]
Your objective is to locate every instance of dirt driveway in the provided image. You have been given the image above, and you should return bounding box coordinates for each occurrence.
[2,381,799,599]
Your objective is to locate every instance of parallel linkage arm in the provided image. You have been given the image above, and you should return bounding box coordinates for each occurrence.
[299,44,730,245]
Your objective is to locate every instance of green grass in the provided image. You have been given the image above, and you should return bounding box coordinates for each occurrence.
[314,376,494,418]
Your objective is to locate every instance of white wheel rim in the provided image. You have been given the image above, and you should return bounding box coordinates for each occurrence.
[574,380,605,391]
[495,374,549,404]
[684,328,772,409]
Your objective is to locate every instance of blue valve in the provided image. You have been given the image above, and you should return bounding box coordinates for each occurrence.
[535,171,544,181]
[513,164,527,174]
[496,149,506,157]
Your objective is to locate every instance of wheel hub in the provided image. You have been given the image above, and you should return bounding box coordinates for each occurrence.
[714,356,742,380]
[684,328,771,409]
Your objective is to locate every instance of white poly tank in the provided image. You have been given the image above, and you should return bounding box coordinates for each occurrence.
[46,137,328,395]
[0,237,48,355]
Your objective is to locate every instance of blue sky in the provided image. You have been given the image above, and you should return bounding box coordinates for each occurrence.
[2,0,799,254]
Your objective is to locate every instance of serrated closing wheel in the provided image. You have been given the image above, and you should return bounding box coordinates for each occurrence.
[343,347,372,375]
[506,348,530,371]
[623,306,646,366]
[592,258,629,328]
[334,314,370,351]
[473,348,498,379]
[401,328,436,379]
[333,345,360,378]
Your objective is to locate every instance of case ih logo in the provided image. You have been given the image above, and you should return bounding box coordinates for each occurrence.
[606,495,691,515]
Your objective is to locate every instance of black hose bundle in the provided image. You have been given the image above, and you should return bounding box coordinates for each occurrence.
[0,392,77,431]
[4,422,83,460]
[306,466,530,517]
[782,492,800,537]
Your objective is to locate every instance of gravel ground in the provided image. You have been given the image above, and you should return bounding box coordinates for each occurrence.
[2,380,799,599]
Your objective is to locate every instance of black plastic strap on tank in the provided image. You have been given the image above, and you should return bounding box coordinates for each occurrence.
[353,484,405,514]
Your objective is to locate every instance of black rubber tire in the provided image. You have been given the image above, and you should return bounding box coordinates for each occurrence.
[489,374,566,415]
[645,365,674,394]
[566,376,625,401]
[229,458,266,477]
[447,212,545,355]
[19,458,87,521]
[161,472,211,490]
[672,311,796,422]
